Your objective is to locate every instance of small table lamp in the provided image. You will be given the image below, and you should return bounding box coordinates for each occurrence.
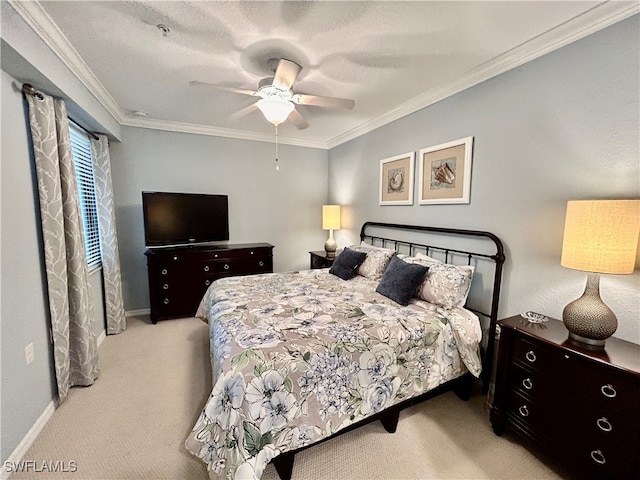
[560,199,640,348]
[322,205,341,258]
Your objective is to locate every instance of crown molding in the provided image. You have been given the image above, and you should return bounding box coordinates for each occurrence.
[11,0,638,151]
[327,1,640,149]
[8,0,125,123]
[121,116,328,149]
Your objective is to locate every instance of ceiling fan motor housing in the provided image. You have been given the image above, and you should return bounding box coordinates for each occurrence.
[257,78,294,101]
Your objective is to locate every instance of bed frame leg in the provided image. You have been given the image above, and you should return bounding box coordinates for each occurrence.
[273,452,295,480]
[453,373,474,401]
[380,408,400,433]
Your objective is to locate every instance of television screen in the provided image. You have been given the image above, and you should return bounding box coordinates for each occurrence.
[142,191,229,247]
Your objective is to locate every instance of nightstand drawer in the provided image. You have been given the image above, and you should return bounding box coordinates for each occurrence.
[568,407,640,452]
[567,441,639,480]
[507,390,563,439]
[508,364,559,405]
[571,368,640,414]
[512,336,567,375]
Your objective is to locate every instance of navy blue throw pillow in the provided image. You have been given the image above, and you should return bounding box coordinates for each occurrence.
[329,248,368,280]
[375,255,429,306]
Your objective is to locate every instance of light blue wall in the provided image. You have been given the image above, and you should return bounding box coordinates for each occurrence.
[328,15,640,343]
[0,68,57,464]
[109,127,329,311]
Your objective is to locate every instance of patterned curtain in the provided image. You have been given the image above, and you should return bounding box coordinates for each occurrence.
[25,88,98,403]
[91,135,126,335]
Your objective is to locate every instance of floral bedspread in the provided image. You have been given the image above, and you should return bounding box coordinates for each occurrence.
[185,269,482,480]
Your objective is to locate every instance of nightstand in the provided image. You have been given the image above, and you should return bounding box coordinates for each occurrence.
[309,250,339,269]
[490,314,640,479]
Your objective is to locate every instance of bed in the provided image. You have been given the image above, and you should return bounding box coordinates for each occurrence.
[185,222,505,480]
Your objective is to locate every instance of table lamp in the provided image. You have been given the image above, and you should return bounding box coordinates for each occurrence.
[322,205,341,258]
[560,199,640,348]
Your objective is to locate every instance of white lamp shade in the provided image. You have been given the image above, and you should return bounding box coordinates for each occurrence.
[256,98,295,125]
[561,199,640,275]
[322,205,341,230]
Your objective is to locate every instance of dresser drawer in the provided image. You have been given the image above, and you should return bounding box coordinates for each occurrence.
[202,257,271,275]
[202,247,272,261]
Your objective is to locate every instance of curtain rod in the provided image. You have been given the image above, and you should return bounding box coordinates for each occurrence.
[22,83,100,141]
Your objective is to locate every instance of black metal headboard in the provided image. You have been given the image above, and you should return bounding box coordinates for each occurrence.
[360,221,506,392]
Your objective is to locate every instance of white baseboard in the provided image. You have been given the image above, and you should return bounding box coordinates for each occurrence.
[2,329,110,479]
[125,308,150,317]
[1,401,55,480]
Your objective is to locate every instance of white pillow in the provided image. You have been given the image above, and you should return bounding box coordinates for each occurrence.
[347,242,396,280]
[403,254,475,309]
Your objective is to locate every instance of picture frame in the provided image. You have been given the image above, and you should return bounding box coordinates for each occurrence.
[418,137,474,205]
[379,152,415,205]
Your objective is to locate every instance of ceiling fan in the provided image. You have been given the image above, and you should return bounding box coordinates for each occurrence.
[190,58,355,129]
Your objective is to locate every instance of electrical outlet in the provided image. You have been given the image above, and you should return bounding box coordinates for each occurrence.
[25,343,34,365]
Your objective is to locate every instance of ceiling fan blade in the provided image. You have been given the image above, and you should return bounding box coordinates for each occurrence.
[288,108,309,130]
[189,80,257,96]
[272,59,301,91]
[229,102,259,121]
[293,93,355,110]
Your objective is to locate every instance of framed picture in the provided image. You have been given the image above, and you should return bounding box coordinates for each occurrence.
[379,152,415,205]
[418,137,474,205]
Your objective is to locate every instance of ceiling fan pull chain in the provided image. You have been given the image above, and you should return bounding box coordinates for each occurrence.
[275,124,280,171]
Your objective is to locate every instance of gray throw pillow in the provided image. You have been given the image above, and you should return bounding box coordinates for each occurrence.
[375,255,429,306]
[329,248,368,280]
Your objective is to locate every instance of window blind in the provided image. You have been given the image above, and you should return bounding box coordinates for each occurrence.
[69,123,101,270]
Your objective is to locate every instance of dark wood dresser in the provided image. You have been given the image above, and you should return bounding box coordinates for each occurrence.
[490,315,640,479]
[145,243,274,323]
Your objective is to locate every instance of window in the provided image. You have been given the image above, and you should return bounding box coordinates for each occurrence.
[69,123,101,270]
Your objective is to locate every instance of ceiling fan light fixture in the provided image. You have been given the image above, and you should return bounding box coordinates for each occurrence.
[256,97,295,126]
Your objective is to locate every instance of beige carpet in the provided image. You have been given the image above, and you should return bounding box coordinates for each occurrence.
[10,315,575,480]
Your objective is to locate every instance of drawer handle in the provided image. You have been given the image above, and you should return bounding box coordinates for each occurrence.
[596,417,612,432]
[522,378,533,390]
[258,261,264,267]
[162,283,169,290]
[224,264,230,270]
[173,256,178,261]
[250,251,254,255]
[601,384,617,398]
[518,405,529,417]
[163,298,169,305]
[204,265,210,272]
[525,350,537,363]
[205,279,211,286]
[590,450,606,465]
[161,268,168,275]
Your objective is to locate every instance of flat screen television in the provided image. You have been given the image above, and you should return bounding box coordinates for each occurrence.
[142,191,229,247]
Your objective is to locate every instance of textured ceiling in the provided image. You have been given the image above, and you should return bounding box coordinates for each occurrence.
[20,1,639,147]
